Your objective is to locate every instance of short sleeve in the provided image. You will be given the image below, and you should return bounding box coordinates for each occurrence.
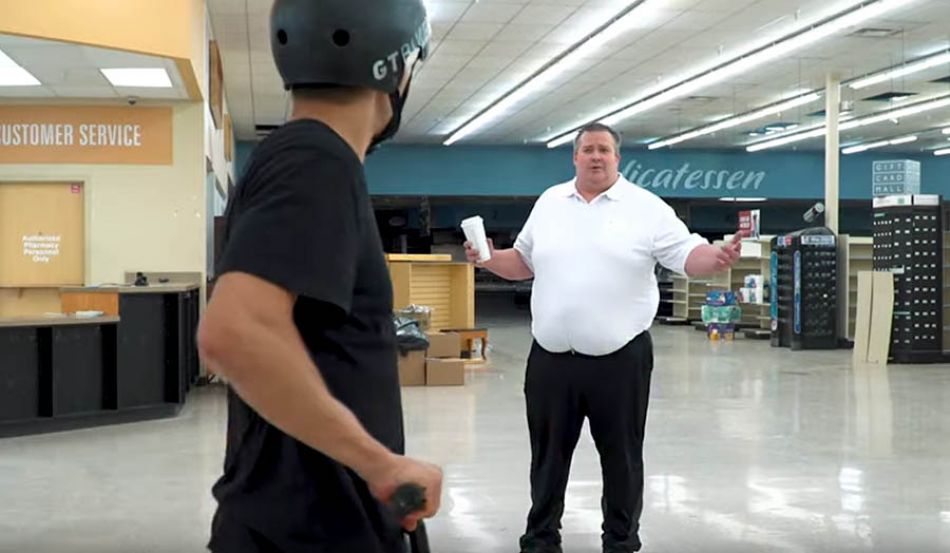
[513,201,539,271]
[652,203,708,275]
[217,157,360,314]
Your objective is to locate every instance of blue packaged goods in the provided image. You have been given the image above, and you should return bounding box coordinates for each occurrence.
[701,304,742,323]
[705,290,737,306]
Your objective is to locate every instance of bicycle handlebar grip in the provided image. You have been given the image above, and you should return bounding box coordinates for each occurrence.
[390,483,427,519]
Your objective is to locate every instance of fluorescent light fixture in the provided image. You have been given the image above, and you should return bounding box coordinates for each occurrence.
[849,49,950,89]
[545,0,921,148]
[719,197,768,202]
[842,140,887,154]
[748,94,950,152]
[648,92,821,150]
[888,134,918,145]
[100,68,172,88]
[935,147,950,156]
[442,0,651,146]
[547,133,577,149]
[842,134,917,154]
[0,49,41,86]
[943,127,950,135]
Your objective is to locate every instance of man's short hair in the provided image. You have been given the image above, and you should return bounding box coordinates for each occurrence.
[573,122,622,153]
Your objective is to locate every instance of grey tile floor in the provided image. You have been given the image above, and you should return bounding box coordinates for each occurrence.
[2,299,950,552]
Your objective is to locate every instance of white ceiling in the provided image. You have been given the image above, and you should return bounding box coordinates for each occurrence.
[0,34,189,101]
[213,0,950,153]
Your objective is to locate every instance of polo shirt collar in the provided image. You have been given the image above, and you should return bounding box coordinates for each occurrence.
[565,174,630,202]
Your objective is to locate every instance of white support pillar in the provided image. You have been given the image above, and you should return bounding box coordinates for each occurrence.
[825,74,840,233]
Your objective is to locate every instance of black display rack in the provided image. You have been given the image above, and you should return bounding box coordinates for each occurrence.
[872,194,946,363]
[770,227,838,350]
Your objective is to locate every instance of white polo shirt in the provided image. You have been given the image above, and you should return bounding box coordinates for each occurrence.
[514,175,707,356]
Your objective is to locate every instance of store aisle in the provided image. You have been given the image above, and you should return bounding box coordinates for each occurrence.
[2,302,949,553]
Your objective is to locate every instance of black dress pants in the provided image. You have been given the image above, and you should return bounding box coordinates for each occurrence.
[208,508,408,553]
[519,332,653,553]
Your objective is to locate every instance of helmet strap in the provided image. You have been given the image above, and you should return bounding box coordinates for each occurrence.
[367,73,414,155]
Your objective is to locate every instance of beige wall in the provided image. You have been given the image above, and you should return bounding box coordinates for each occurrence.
[205,7,236,190]
[0,103,206,286]
[0,1,216,296]
[192,0,209,100]
[0,0,205,100]
[0,0,196,59]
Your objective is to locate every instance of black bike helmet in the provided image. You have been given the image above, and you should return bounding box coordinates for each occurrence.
[270,0,430,148]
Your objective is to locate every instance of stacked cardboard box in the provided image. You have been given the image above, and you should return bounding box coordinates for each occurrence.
[397,331,466,387]
[425,332,465,386]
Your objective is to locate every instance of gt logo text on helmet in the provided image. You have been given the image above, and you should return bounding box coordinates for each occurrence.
[372,19,431,81]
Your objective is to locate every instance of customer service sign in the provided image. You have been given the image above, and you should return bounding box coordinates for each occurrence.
[0,106,172,165]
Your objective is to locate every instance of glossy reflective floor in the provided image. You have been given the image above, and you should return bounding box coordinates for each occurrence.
[2,298,950,553]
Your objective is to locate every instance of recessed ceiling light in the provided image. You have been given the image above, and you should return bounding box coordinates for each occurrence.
[0,49,41,86]
[100,68,172,88]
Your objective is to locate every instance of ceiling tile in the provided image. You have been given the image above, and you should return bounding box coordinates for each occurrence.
[208,0,950,147]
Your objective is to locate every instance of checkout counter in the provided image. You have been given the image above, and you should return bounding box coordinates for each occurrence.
[0,283,200,438]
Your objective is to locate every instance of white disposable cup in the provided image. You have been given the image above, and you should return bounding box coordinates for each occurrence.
[461,215,491,262]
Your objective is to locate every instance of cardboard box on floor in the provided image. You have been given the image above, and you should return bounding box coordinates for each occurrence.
[426,331,460,358]
[426,358,465,386]
[398,331,464,387]
[397,350,426,387]
[853,270,894,365]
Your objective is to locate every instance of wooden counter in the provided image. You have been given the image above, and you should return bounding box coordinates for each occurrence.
[0,315,120,328]
[61,284,201,294]
[60,284,200,317]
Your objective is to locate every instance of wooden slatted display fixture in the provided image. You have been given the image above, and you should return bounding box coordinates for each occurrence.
[387,255,474,331]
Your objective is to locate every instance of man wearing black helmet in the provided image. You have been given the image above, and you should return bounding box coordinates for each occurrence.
[198,1,441,552]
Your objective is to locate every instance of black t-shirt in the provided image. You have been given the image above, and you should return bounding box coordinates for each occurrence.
[209,119,405,553]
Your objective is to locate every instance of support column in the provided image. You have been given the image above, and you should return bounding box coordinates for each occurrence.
[825,73,840,233]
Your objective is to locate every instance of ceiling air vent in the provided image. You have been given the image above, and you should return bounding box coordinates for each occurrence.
[862,91,917,102]
[849,27,902,38]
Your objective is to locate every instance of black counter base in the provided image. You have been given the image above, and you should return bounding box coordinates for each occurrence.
[0,403,182,439]
[0,288,200,438]
[890,350,950,364]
